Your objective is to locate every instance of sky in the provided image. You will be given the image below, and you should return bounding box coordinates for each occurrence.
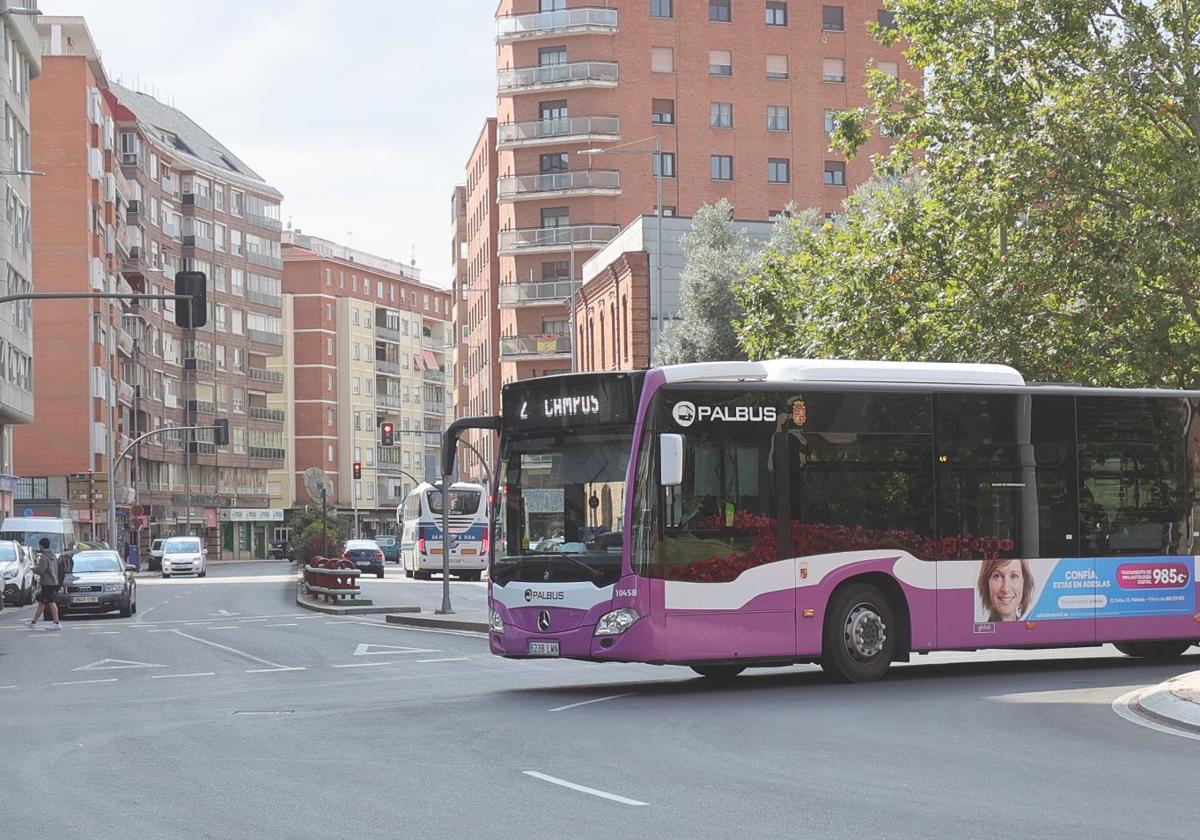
[46,0,499,287]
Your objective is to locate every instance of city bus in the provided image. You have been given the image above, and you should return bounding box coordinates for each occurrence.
[397,481,488,581]
[442,360,1200,682]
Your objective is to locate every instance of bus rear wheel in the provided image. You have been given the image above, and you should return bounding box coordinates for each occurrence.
[820,582,896,683]
[690,665,745,680]
[1115,640,1192,662]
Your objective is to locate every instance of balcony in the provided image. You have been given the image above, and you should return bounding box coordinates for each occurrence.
[183,357,214,373]
[126,199,141,222]
[182,192,213,210]
[376,392,402,409]
[498,280,574,308]
[247,328,284,347]
[116,328,135,357]
[246,251,284,271]
[161,175,178,197]
[497,224,619,255]
[182,234,215,251]
[376,452,406,473]
[375,358,403,376]
[246,289,283,308]
[249,446,286,461]
[424,401,446,416]
[246,211,282,231]
[117,381,135,407]
[497,169,619,202]
[185,399,216,415]
[249,367,284,385]
[497,115,620,149]
[421,335,445,350]
[422,368,445,383]
[248,406,286,422]
[498,60,618,95]
[376,324,402,343]
[497,7,618,42]
[188,441,217,456]
[499,335,572,359]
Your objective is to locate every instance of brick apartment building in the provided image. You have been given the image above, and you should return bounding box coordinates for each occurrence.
[0,4,39,517]
[16,17,286,558]
[275,232,452,538]
[453,0,912,425]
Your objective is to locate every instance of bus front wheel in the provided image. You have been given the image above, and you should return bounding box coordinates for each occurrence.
[690,665,745,680]
[820,582,896,683]
[1115,640,1192,662]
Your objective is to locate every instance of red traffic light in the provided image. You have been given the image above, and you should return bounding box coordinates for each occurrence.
[380,422,395,447]
[352,461,362,480]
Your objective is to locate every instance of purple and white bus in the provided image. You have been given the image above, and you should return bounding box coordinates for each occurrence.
[444,360,1200,682]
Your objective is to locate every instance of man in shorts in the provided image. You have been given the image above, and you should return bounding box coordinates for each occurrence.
[28,537,62,630]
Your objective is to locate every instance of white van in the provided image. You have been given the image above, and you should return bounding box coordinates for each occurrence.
[0,517,78,555]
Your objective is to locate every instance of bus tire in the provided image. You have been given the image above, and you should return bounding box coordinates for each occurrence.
[820,582,896,683]
[404,568,413,579]
[691,665,745,680]
[1117,640,1191,662]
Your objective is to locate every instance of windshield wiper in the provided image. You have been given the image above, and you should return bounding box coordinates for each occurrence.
[497,551,604,582]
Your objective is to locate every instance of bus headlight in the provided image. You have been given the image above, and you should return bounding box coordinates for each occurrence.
[489,608,504,633]
[594,608,640,637]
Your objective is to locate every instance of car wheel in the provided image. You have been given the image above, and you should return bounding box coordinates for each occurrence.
[199,568,207,578]
[377,570,385,579]
[119,597,132,618]
[162,572,170,579]
[819,582,897,683]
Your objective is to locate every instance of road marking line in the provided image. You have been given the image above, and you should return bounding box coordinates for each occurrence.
[0,684,17,689]
[1113,687,1200,742]
[239,618,269,623]
[207,626,239,630]
[522,771,647,806]
[152,672,216,680]
[548,692,638,713]
[333,662,393,668]
[75,659,163,671]
[53,678,119,686]
[265,623,298,628]
[168,629,299,672]
[416,657,470,663]
[245,667,306,673]
[88,631,121,635]
[353,642,439,656]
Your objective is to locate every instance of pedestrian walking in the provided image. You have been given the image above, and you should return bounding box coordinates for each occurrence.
[27,537,63,631]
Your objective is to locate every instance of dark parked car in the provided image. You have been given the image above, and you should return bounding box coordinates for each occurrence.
[343,540,385,578]
[375,535,400,564]
[57,550,137,618]
[269,540,295,562]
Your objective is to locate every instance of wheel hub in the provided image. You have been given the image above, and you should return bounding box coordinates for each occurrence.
[845,604,887,661]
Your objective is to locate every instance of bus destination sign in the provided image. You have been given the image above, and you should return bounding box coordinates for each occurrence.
[502,373,641,431]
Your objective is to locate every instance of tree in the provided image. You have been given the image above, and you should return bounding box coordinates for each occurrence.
[655,200,753,365]
[739,0,1200,387]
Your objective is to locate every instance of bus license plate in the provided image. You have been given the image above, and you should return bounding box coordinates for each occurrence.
[527,640,559,657]
[73,595,99,604]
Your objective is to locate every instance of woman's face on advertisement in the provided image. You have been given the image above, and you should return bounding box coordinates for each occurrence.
[989,560,1025,620]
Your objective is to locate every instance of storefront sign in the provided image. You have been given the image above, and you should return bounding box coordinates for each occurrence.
[219,508,284,522]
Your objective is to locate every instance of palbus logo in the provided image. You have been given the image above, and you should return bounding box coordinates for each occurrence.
[672,401,697,427]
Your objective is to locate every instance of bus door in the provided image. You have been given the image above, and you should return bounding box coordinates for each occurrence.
[934,393,1092,649]
[657,396,795,661]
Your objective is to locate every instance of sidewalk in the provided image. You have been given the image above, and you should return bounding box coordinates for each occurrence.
[1130,670,1200,733]
[296,568,488,630]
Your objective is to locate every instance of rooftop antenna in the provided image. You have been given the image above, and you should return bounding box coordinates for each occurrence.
[286,215,293,231]
[410,245,417,266]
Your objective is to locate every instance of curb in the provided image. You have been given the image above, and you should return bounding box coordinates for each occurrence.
[385,613,488,633]
[1130,670,1200,735]
[294,583,422,617]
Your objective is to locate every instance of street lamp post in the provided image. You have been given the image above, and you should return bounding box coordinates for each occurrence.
[578,135,665,357]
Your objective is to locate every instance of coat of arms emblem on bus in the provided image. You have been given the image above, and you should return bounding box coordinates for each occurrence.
[792,399,807,426]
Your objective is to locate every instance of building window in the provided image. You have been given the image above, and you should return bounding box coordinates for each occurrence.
[651,0,672,18]
[823,58,845,83]
[540,152,569,173]
[822,4,844,31]
[878,8,897,30]
[768,158,791,183]
[652,98,675,125]
[767,54,789,80]
[877,61,899,78]
[652,151,676,178]
[766,1,788,26]
[710,101,733,128]
[711,155,733,181]
[824,160,847,186]
[824,108,837,135]
[650,46,674,73]
[768,105,790,131]
[709,0,731,22]
[709,50,732,76]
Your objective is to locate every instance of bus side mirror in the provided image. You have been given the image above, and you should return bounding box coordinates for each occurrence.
[660,434,684,487]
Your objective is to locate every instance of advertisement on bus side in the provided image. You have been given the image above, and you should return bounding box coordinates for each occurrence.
[974,556,1195,623]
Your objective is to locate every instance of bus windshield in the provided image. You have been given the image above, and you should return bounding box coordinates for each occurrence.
[495,429,632,586]
[427,488,482,516]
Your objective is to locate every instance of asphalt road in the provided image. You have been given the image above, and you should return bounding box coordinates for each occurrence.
[1,562,1196,840]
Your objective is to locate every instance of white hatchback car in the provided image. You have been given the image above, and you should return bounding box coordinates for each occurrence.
[160,536,207,578]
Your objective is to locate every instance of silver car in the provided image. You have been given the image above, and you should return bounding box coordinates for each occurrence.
[57,550,138,617]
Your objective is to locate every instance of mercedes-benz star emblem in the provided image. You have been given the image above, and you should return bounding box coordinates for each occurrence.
[538,610,551,632]
[543,570,551,581]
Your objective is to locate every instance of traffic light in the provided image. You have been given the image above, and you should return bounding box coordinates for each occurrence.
[213,418,229,446]
[174,270,208,329]
[352,461,362,480]
[380,422,395,447]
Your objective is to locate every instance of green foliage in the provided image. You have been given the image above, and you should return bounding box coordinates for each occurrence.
[739,0,1200,387]
[296,531,344,567]
[287,507,347,565]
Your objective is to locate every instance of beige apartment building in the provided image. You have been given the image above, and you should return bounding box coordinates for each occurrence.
[275,232,452,537]
[474,0,911,399]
